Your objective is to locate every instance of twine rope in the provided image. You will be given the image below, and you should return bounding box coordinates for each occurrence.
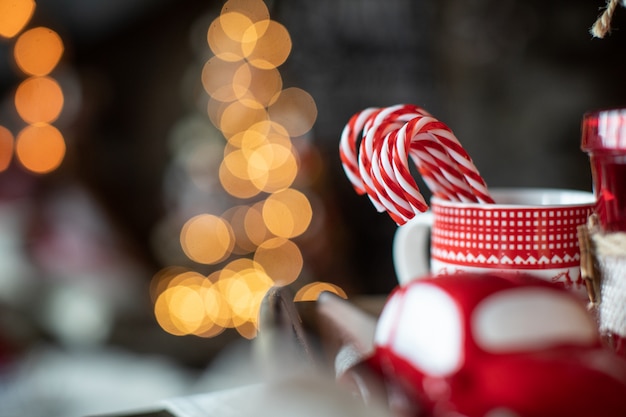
[592,0,626,38]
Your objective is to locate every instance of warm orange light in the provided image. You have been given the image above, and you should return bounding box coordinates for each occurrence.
[219,12,254,43]
[218,258,273,338]
[247,143,298,192]
[150,266,189,302]
[232,63,282,107]
[14,76,64,124]
[245,201,272,246]
[201,57,242,102]
[262,188,312,238]
[218,159,261,199]
[15,123,65,173]
[222,0,269,24]
[180,214,235,264]
[227,120,291,151]
[222,205,257,254]
[14,27,64,76]
[268,88,317,137]
[219,100,267,137]
[254,237,302,286]
[294,282,348,302]
[0,0,35,39]
[207,16,245,62]
[0,126,14,171]
[242,20,291,70]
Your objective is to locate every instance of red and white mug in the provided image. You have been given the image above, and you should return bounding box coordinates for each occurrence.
[392,188,595,296]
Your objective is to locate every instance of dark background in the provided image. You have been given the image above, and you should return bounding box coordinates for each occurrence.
[1,0,626,415]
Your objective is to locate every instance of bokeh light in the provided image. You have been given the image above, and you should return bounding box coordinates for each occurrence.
[262,188,312,238]
[14,76,64,124]
[222,0,269,23]
[153,0,324,339]
[218,258,273,338]
[294,282,348,302]
[218,100,267,137]
[0,126,14,171]
[219,12,255,43]
[0,0,35,39]
[221,205,257,254]
[244,201,272,246]
[233,63,282,107]
[242,20,291,70]
[180,214,235,264]
[14,26,64,76]
[207,15,246,62]
[254,237,302,286]
[268,87,317,137]
[15,123,65,173]
[219,152,262,199]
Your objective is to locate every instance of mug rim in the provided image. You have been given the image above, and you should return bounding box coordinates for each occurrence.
[431,187,595,208]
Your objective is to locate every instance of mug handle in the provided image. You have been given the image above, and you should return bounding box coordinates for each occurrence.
[392,212,433,285]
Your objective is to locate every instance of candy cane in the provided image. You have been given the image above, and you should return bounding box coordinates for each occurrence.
[388,115,494,221]
[339,107,379,195]
[370,129,417,224]
[424,124,494,204]
[358,104,430,212]
[339,104,493,225]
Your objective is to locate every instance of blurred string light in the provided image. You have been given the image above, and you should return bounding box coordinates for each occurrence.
[151,0,346,339]
[0,0,67,174]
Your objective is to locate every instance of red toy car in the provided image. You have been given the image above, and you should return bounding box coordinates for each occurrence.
[370,273,626,417]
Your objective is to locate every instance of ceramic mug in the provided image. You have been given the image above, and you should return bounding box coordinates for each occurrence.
[392,188,595,296]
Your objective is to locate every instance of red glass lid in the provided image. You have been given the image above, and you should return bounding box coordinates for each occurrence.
[582,108,626,152]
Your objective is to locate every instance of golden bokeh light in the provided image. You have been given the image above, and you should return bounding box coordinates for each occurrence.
[153,0,320,340]
[223,147,252,180]
[262,188,312,238]
[167,284,207,334]
[222,0,269,24]
[294,282,348,302]
[218,158,262,199]
[201,57,244,102]
[150,266,189,302]
[15,123,65,174]
[152,269,231,337]
[0,0,35,39]
[218,258,274,337]
[14,27,64,76]
[227,120,291,150]
[218,100,267,137]
[0,126,14,171]
[254,237,302,286]
[268,87,317,137]
[207,16,246,62]
[245,201,272,246]
[203,279,231,325]
[14,76,64,124]
[248,143,298,193]
[219,12,254,43]
[232,63,282,107]
[180,214,235,264]
[242,20,291,70]
[222,205,258,254]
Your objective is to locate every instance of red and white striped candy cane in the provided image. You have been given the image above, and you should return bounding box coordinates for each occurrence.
[370,129,416,224]
[358,104,430,212]
[339,107,379,195]
[389,115,493,220]
[424,122,494,204]
[401,116,478,203]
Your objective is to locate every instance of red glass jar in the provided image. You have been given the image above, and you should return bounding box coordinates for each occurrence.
[581,108,626,232]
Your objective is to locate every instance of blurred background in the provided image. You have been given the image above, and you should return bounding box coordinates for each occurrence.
[1,0,626,415]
